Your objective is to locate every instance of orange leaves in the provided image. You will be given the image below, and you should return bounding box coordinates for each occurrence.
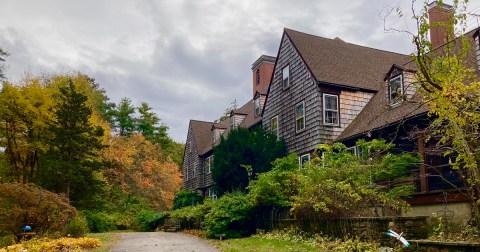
[102,134,182,210]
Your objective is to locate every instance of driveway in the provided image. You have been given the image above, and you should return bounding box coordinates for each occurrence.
[110,232,221,252]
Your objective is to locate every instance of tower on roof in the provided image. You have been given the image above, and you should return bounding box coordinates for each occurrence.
[251,55,276,97]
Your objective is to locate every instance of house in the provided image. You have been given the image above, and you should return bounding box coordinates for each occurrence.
[181,55,275,197]
[181,1,480,221]
[261,1,479,221]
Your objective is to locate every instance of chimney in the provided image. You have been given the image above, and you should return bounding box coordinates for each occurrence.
[251,55,276,97]
[428,1,454,49]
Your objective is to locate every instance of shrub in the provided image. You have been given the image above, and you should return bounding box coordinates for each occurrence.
[202,192,255,238]
[173,190,203,209]
[64,214,89,238]
[0,237,101,252]
[83,211,116,233]
[0,183,77,236]
[170,200,213,230]
[136,210,167,231]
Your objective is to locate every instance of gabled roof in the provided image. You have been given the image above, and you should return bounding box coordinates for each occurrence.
[189,120,215,155]
[337,27,480,141]
[284,28,411,91]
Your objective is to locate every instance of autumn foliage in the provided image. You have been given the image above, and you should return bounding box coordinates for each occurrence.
[0,183,77,236]
[102,134,182,210]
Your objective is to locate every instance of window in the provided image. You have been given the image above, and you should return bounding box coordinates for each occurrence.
[230,114,235,129]
[295,102,305,132]
[299,154,310,169]
[282,65,290,89]
[389,75,403,104]
[192,163,196,178]
[206,155,213,174]
[207,187,217,199]
[185,165,189,180]
[254,98,261,116]
[348,146,357,157]
[323,94,339,125]
[256,69,260,86]
[271,116,279,138]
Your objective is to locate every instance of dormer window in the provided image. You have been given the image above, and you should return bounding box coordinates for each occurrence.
[230,114,235,130]
[389,75,403,104]
[254,98,261,116]
[282,65,290,89]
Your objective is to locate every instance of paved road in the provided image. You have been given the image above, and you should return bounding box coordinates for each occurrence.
[110,232,221,252]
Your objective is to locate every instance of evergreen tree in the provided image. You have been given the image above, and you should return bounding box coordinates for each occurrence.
[115,97,136,136]
[40,80,104,204]
[212,127,287,195]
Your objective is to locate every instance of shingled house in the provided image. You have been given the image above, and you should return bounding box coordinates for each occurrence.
[261,2,479,220]
[182,1,480,219]
[182,55,275,197]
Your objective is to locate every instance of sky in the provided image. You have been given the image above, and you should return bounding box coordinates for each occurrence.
[1,1,479,143]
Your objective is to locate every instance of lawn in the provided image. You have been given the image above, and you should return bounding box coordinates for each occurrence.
[211,236,318,252]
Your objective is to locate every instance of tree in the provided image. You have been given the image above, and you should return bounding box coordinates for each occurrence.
[407,0,480,227]
[291,140,417,219]
[40,80,104,203]
[212,127,287,195]
[0,79,55,183]
[114,97,136,136]
[0,47,8,80]
[102,134,182,210]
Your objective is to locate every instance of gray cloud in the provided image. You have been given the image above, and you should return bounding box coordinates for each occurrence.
[1,0,475,142]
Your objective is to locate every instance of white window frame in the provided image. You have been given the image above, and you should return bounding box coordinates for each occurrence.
[207,187,217,199]
[299,154,310,169]
[254,98,261,116]
[323,94,339,125]
[282,65,290,89]
[295,101,305,132]
[271,115,279,138]
[348,146,357,157]
[230,114,235,130]
[206,155,213,174]
[185,165,189,180]
[389,75,403,104]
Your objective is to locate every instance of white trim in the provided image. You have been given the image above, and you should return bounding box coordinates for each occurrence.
[299,154,310,169]
[295,101,305,132]
[323,93,339,125]
[389,75,403,105]
[271,115,279,138]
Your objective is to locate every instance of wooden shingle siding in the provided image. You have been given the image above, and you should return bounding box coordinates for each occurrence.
[403,71,416,100]
[263,34,322,154]
[203,154,214,188]
[475,35,480,72]
[182,127,202,191]
[234,114,246,127]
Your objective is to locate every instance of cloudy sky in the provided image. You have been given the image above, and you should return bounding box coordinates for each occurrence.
[1,1,479,142]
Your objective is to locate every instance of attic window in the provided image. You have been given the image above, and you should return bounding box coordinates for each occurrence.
[256,69,260,86]
[254,98,261,116]
[282,65,290,89]
[230,114,235,130]
[389,75,403,104]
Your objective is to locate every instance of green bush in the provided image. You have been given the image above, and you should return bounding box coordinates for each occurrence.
[202,192,255,239]
[173,190,204,209]
[170,200,213,230]
[136,210,167,231]
[65,214,89,237]
[83,211,116,233]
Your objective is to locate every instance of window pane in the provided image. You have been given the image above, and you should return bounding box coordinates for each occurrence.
[295,103,303,118]
[325,111,338,124]
[296,118,304,130]
[390,76,402,101]
[325,95,337,110]
[282,66,289,88]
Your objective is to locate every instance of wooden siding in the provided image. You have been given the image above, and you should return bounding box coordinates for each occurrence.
[182,127,202,191]
[263,34,322,154]
[319,90,373,142]
[212,129,225,144]
[203,154,214,188]
[233,114,246,128]
[476,35,480,72]
[403,71,416,100]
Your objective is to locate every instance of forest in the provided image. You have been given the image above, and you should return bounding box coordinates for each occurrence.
[0,69,184,236]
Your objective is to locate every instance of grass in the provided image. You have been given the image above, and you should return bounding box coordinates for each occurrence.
[211,236,318,252]
[87,233,120,252]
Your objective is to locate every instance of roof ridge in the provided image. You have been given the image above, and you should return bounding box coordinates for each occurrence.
[190,119,214,124]
[284,27,409,57]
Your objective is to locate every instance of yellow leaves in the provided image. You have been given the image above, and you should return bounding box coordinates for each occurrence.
[0,237,101,252]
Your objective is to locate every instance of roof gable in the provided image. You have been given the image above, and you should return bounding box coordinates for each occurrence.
[284,28,411,91]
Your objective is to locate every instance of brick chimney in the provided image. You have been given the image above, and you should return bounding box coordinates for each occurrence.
[251,55,276,97]
[428,1,454,49]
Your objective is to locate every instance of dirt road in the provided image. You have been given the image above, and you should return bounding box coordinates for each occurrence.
[110,232,221,252]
